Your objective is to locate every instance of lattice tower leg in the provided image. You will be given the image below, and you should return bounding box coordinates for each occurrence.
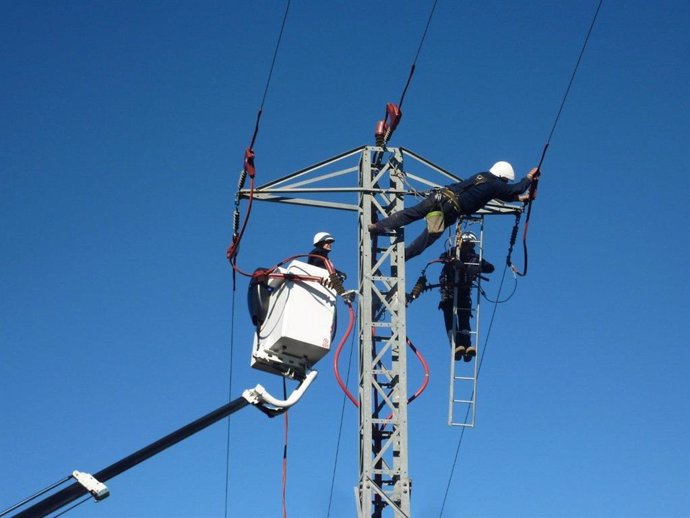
[356,147,411,518]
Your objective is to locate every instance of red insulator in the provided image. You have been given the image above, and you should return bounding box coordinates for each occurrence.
[374,120,387,146]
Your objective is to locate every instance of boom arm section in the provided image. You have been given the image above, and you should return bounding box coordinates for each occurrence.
[7,373,317,518]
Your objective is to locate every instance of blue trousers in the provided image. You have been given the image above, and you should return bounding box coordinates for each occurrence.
[375,195,458,260]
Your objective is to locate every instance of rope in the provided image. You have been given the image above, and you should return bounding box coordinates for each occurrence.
[511,0,604,277]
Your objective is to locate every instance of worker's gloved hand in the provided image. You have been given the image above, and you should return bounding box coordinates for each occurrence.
[527,167,540,181]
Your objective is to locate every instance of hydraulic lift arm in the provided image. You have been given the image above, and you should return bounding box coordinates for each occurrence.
[6,371,318,518]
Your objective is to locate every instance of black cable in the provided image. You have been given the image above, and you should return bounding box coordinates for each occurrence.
[480,271,518,304]
[398,0,440,109]
[514,0,604,277]
[545,0,604,146]
[223,284,237,518]
[249,0,292,149]
[0,476,72,517]
[438,263,508,517]
[326,311,358,517]
[51,495,90,518]
[229,0,292,269]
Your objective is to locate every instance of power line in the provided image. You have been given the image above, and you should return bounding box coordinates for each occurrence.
[438,3,605,511]
[398,0,440,109]
[249,0,292,149]
[438,262,509,517]
[326,313,358,517]
[512,0,604,277]
[545,0,604,146]
[223,285,237,518]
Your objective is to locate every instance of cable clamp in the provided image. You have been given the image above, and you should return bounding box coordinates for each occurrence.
[72,470,109,501]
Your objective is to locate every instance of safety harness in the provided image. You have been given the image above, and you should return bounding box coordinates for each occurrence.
[424,174,488,234]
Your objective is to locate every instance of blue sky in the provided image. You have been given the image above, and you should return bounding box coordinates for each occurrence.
[1,1,689,517]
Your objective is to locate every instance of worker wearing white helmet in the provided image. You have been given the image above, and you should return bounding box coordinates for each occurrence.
[307,231,335,268]
[437,231,495,362]
[369,162,539,260]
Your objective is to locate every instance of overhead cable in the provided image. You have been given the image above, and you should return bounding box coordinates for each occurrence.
[398,0,440,110]
[511,0,604,277]
[437,263,510,517]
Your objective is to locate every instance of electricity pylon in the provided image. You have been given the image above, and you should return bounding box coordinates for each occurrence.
[242,145,519,517]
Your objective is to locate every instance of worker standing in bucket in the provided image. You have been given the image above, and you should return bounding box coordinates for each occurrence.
[308,231,335,268]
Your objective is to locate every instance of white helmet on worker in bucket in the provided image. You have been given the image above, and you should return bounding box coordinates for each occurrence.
[489,161,515,181]
[313,231,335,246]
[461,232,477,243]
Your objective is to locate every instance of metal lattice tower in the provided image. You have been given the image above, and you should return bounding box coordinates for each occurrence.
[357,148,411,517]
[240,145,520,517]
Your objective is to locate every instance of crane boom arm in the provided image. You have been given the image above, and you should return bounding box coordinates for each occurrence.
[9,372,318,518]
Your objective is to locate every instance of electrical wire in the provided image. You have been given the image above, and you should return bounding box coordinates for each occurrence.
[437,263,509,517]
[222,283,237,518]
[374,0,441,152]
[333,303,359,407]
[249,0,292,150]
[281,378,289,518]
[512,0,604,277]
[227,0,292,271]
[51,495,90,518]
[0,476,71,517]
[326,309,359,518]
[398,0,440,110]
[480,272,518,304]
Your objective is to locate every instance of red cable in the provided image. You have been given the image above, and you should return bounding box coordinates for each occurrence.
[405,337,430,405]
[333,303,359,407]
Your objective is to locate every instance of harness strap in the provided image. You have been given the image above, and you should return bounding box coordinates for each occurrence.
[439,188,461,213]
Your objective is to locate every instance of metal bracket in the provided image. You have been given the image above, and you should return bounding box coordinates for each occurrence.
[72,470,109,501]
[242,370,319,413]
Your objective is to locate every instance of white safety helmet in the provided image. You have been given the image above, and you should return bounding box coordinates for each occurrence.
[313,231,335,246]
[489,161,515,182]
[461,232,477,242]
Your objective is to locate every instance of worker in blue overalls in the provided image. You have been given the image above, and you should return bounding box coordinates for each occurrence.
[369,162,539,260]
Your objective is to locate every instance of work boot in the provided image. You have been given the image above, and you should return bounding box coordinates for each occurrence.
[463,346,476,362]
[454,346,466,361]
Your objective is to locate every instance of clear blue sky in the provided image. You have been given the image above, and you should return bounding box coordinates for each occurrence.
[2,1,689,517]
